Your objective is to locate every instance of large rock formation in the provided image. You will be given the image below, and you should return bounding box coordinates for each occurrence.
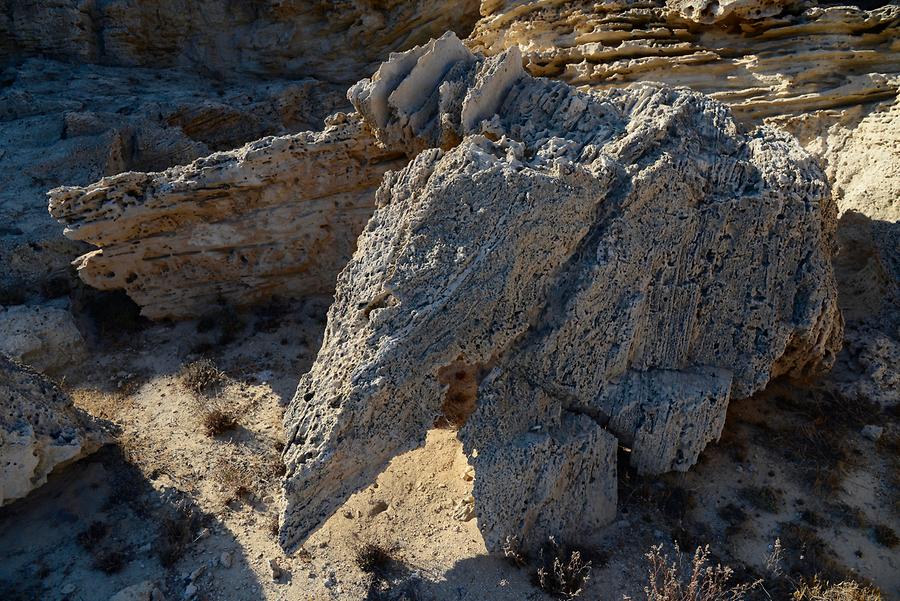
[279,34,841,553]
[467,0,900,121]
[45,0,898,321]
[0,355,108,506]
[49,116,405,319]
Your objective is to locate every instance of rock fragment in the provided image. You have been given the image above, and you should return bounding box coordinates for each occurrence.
[0,355,109,506]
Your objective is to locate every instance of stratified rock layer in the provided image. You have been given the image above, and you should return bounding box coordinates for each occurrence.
[49,116,405,319]
[467,0,900,121]
[0,355,108,506]
[280,34,841,553]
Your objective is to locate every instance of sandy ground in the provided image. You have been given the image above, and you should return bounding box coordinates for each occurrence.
[0,294,897,601]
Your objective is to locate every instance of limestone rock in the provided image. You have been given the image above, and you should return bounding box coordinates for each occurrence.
[0,355,109,506]
[467,0,900,122]
[0,303,84,373]
[2,58,346,303]
[280,35,840,553]
[108,581,166,601]
[49,116,405,319]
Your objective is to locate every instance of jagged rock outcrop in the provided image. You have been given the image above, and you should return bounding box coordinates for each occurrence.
[467,0,900,121]
[49,116,405,319]
[0,355,108,506]
[280,34,841,553]
[2,58,346,303]
[0,0,480,83]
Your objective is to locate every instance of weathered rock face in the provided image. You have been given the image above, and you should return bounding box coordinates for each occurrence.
[2,58,346,304]
[280,34,841,553]
[49,116,405,319]
[467,0,900,121]
[0,0,480,83]
[0,303,84,373]
[0,355,108,506]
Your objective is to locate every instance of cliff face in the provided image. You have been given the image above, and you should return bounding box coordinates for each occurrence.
[467,0,900,121]
[0,0,481,83]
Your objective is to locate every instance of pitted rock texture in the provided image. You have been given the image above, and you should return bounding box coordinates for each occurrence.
[0,303,84,373]
[49,116,405,319]
[0,355,108,506]
[280,34,841,554]
[467,0,900,121]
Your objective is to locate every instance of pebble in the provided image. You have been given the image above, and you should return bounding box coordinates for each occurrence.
[189,566,205,581]
[220,551,233,568]
[61,584,76,595]
[269,557,283,581]
[368,499,389,517]
[324,572,338,588]
[861,424,883,441]
[183,583,197,599]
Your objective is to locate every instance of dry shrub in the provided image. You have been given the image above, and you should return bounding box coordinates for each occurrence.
[534,537,592,599]
[644,544,758,601]
[179,359,239,436]
[792,577,882,601]
[355,542,395,575]
[179,358,226,396]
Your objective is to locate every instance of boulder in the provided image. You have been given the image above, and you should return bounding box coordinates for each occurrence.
[0,355,109,506]
[0,303,84,373]
[280,34,841,553]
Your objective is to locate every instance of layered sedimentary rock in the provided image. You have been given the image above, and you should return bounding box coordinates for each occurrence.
[2,58,346,303]
[0,355,108,506]
[49,117,405,319]
[0,0,480,83]
[467,0,900,121]
[280,34,841,553]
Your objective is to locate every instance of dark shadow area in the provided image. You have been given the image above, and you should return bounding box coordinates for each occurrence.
[0,444,264,600]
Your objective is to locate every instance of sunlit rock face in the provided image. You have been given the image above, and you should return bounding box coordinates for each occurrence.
[279,34,841,554]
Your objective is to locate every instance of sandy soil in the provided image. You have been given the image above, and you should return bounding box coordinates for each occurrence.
[0,294,897,600]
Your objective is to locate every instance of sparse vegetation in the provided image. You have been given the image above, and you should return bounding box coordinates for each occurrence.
[871,524,898,548]
[179,358,227,396]
[792,577,883,600]
[739,486,782,514]
[534,537,592,599]
[643,543,758,601]
[179,359,240,436]
[156,499,205,568]
[355,542,395,574]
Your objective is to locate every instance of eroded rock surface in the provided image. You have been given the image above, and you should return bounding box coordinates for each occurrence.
[1,0,480,83]
[0,303,84,373]
[0,355,108,506]
[49,116,405,319]
[280,34,841,553]
[467,0,900,121]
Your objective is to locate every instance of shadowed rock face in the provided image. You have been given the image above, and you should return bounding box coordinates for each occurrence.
[0,0,481,84]
[279,34,841,554]
[0,355,109,506]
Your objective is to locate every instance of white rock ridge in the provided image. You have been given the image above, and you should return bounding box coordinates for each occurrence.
[0,355,109,506]
[279,34,841,553]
